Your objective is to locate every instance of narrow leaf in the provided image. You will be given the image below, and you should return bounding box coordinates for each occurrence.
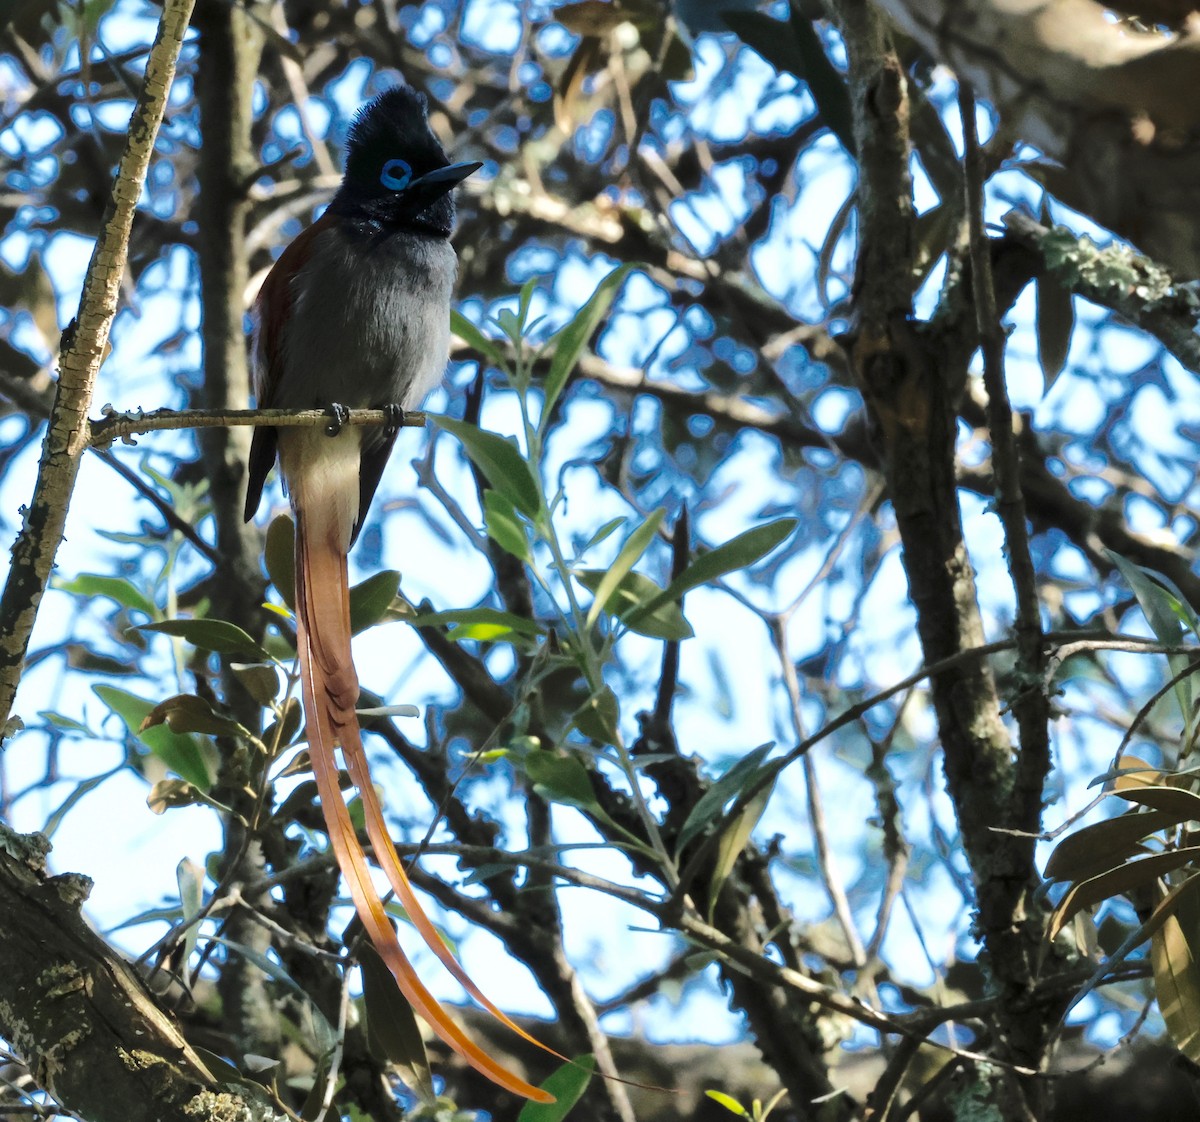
[543,264,635,422]
[55,573,156,618]
[360,944,434,1102]
[1153,874,1200,1062]
[138,619,271,662]
[628,519,796,628]
[265,514,297,610]
[584,509,664,628]
[433,415,542,518]
[450,308,506,367]
[1047,846,1200,940]
[1036,275,1075,391]
[574,570,692,640]
[349,570,401,634]
[1044,808,1177,883]
[677,743,775,853]
[1109,551,1197,733]
[517,1056,596,1122]
[485,490,533,563]
[708,779,775,918]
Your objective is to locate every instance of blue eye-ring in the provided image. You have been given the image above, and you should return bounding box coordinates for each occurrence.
[380,159,412,190]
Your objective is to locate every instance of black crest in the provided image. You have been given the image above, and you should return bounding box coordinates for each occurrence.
[342,85,449,187]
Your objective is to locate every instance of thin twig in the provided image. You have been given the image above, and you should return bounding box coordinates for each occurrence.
[89,405,426,446]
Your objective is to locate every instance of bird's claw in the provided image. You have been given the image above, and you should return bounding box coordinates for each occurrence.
[324,403,351,436]
[383,403,404,438]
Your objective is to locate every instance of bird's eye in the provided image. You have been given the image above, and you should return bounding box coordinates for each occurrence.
[380,159,412,190]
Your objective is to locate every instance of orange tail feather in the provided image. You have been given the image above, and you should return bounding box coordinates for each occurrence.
[293,509,554,1103]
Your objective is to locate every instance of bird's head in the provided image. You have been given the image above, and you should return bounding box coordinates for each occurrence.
[331,85,481,237]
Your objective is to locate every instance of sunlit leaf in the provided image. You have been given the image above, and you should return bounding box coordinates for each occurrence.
[705,1090,752,1119]
[55,572,156,618]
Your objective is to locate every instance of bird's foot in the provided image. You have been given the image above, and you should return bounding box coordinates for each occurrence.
[382,403,405,439]
[324,403,351,436]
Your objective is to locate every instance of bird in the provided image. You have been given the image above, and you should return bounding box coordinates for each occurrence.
[243,85,555,1103]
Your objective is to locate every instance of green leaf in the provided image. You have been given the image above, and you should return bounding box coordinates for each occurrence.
[360,944,434,1102]
[55,573,156,618]
[584,510,664,628]
[574,570,692,641]
[1036,274,1075,391]
[38,710,94,735]
[142,694,247,739]
[569,686,620,745]
[43,766,123,837]
[578,517,626,557]
[413,607,544,643]
[263,697,302,755]
[708,776,776,918]
[1109,551,1197,735]
[231,663,281,707]
[433,415,542,519]
[517,1056,596,1122]
[677,743,775,853]
[349,570,400,633]
[176,857,205,966]
[138,619,271,662]
[450,308,506,367]
[265,514,296,610]
[95,685,216,790]
[628,519,797,629]
[525,750,600,812]
[543,264,635,422]
[1153,874,1200,1063]
[485,489,533,562]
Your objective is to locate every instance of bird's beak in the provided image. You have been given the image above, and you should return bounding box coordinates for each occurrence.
[405,161,483,207]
